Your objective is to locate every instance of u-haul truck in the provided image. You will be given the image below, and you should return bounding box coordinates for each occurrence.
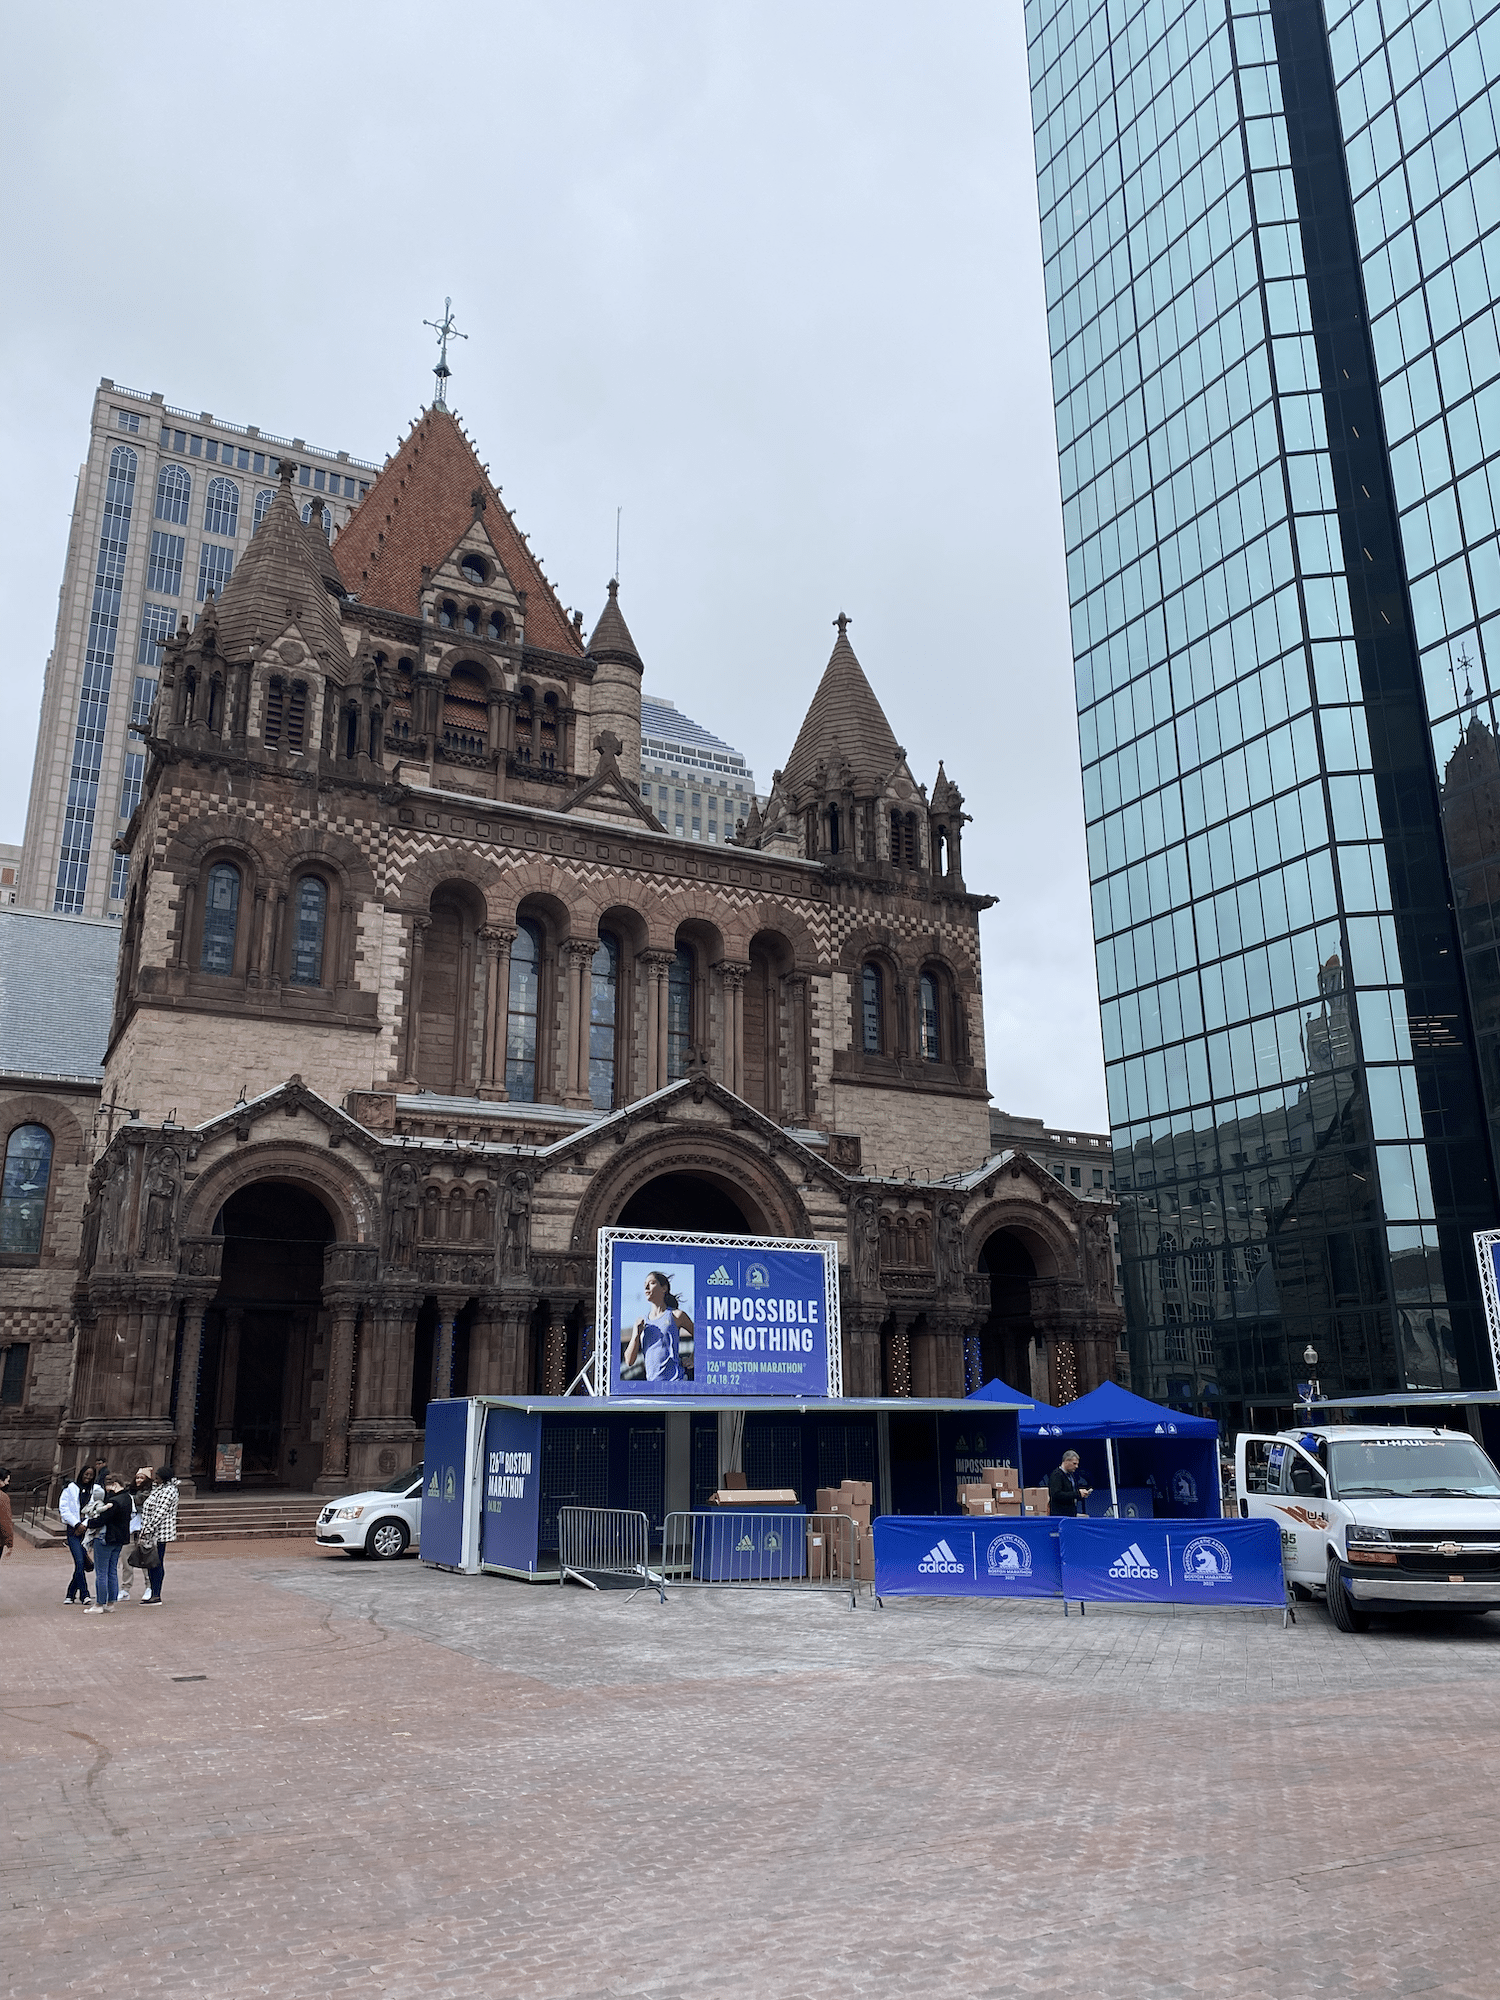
[1235,1425,1500,1632]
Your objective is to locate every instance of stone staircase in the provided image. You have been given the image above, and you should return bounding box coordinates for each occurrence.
[175,1494,328,1542]
[19,1493,329,1549]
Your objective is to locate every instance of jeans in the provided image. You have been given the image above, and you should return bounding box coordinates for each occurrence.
[146,1542,166,1599]
[94,1541,122,1607]
[66,1529,91,1602]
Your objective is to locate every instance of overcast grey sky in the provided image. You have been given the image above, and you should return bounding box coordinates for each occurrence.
[0,1,1106,1131]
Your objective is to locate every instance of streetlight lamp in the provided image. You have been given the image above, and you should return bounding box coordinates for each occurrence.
[1299,1344,1321,1411]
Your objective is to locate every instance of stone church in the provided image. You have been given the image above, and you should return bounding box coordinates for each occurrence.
[4,399,1121,1492]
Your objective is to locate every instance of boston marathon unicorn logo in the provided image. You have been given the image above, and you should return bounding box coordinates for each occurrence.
[986,1533,1033,1578]
[1172,1469,1198,1506]
[1180,1535,1233,1585]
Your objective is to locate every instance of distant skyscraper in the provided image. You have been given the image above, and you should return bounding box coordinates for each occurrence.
[1026,0,1500,1419]
[639,694,758,843]
[18,381,377,921]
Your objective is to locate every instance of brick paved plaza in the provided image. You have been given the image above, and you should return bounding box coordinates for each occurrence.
[5,1537,1500,1998]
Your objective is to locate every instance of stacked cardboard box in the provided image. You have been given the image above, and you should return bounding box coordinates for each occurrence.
[958,1483,998,1516]
[819,1480,875,1578]
[960,1465,1023,1516]
[1022,1486,1052,1515]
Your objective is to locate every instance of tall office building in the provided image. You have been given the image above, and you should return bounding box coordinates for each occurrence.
[18,381,378,921]
[639,694,759,843]
[1026,0,1500,1419]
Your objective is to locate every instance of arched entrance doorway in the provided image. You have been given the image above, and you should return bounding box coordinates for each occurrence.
[616,1171,758,1235]
[198,1182,334,1490]
[978,1228,1039,1395]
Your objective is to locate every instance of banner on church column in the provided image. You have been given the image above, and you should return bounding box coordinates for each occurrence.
[596,1228,842,1398]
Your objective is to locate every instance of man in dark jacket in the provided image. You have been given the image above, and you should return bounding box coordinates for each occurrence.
[1047,1451,1091,1517]
[0,1467,12,1568]
[84,1475,132,1614]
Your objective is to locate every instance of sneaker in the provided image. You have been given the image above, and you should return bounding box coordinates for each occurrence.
[83,1604,105,1615]
[118,1590,131,1602]
[141,1590,153,1603]
[145,1598,162,1607]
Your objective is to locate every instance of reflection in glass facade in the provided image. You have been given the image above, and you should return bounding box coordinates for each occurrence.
[1027,0,1500,1424]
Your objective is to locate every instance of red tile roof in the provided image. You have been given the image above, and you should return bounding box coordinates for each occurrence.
[333,407,584,657]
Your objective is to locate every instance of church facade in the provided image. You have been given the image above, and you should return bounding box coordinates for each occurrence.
[8,399,1121,1492]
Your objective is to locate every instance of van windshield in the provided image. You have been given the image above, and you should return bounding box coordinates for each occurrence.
[1329,1437,1500,1499]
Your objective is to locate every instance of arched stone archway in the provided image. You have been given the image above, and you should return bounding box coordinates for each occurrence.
[196,1180,335,1491]
[616,1171,754,1235]
[568,1128,812,1250]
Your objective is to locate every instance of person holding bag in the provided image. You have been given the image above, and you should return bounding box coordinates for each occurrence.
[59,1462,97,1606]
[119,1468,151,1603]
[139,1467,178,1607]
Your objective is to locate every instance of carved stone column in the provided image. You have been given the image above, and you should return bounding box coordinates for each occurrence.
[883,1320,912,1397]
[431,1299,464,1401]
[719,961,748,1097]
[403,915,430,1083]
[786,973,811,1122]
[561,939,597,1109]
[176,878,197,968]
[268,890,288,985]
[247,883,268,984]
[315,1301,361,1492]
[543,1311,569,1395]
[641,951,674,1094]
[478,926,516,1100]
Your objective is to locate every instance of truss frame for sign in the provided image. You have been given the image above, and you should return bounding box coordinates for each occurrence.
[591,1226,843,1398]
[1474,1229,1500,1390]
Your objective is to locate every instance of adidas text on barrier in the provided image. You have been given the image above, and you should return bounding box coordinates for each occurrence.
[1107,1540,1160,1580]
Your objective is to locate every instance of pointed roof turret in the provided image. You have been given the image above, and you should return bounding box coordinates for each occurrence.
[332,405,583,656]
[779,613,901,801]
[931,761,963,813]
[212,459,349,665]
[587,578,642,667]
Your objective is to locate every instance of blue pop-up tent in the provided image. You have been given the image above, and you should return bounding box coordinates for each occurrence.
[969,1377,1222,1518]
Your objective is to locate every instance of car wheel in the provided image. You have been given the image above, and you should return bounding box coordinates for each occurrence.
[1326,1554,1371,1633]
[366,1518,410,1561]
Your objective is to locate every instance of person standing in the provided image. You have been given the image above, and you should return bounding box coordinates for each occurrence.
[1047,1450,1092,1517]
[139,1468,178,1608]
[59,1462,96,1606]
[0,1468,12,1580]
[119,1467,152,1603]
[84,1474,132,1614]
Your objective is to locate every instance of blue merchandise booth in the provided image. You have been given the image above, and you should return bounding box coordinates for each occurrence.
[419,1393,1029,1576]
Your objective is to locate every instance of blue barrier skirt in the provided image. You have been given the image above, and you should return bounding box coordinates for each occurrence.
[1058,1518,1284,1608]
[872,1516,1063,1598]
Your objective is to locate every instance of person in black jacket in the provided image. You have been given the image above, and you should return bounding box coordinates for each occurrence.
[1047,1451,1092,1517]
[84,1474,132,1614]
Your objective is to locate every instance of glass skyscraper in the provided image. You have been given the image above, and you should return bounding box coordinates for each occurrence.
[1027,0,1500,1423]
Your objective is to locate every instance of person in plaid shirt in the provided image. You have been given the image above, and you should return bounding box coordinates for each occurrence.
[139,1469,179,1607]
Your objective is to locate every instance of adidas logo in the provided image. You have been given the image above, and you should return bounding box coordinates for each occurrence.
[707,1265,733,1284]
[917,1538,966,1575]
[1108,1541,1159,1579]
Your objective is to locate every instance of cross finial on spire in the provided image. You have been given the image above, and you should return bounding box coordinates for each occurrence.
[423,296,468,409]
[835,611,850,637]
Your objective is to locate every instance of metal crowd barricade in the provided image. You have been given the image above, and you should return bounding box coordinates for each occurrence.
[557,1506,664,1602]
[660,1509,862,1608]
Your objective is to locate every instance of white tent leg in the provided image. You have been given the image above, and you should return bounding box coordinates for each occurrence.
[1107,1437,1120,1518]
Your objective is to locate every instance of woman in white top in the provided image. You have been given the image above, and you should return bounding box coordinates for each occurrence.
[623,1272,694,1383]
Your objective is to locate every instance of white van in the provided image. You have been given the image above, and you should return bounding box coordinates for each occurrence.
[1236,1425,1500,1632]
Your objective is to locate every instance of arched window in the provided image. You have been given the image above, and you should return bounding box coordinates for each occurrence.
[200,861,241,974]
[666,945,693,1081]
[253,486,275,530]
[827,805,841,855]
[514,686,533,763]
[487,610,506,642]
[155,463,191,525]
[462,603,480,635]
[439,598,458,629]
[1157,1232,1179,1294]
[589,931,620,1110]
[290,877,327,985]
[540,691,559,769]
[919,972,940,1061]
[861,963,883,1054]
[301,500,332,537]
[0,1125,54,1255]
[505,920,543,1102]
[1189,1238,1214,1293]
[461,552,489,584]
[204,476,240,537]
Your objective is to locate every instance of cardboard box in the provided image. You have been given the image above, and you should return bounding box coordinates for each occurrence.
[815,1488,841,1515]
[1022,1488,1052,1514]
[992,1497,1023,1516]
[806,1527,828,1580]
[841,1504,872,1530]
[840,1480,874,1508]
[957,1483,994,1502]
[983,1466,1019,1494]
[853,1530,875,1579]
[961,1495,996,1515]
[708,1488,798,1506]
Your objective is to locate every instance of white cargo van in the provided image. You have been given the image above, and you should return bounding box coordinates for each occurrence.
[1236,1424,1500,1632]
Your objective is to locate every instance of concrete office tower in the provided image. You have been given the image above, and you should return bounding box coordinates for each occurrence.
[18,381,378,921]
[640,694,759,843]
[1026,0,1500,1421]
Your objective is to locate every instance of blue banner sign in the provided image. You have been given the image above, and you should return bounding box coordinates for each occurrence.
[872,1516,1064,1599]
[1057,1519,1285,1607]
[480,1405,543,1574]
[598,1229,840,1397]
[419,1400,472,1569]
[693,1506,808,1581]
